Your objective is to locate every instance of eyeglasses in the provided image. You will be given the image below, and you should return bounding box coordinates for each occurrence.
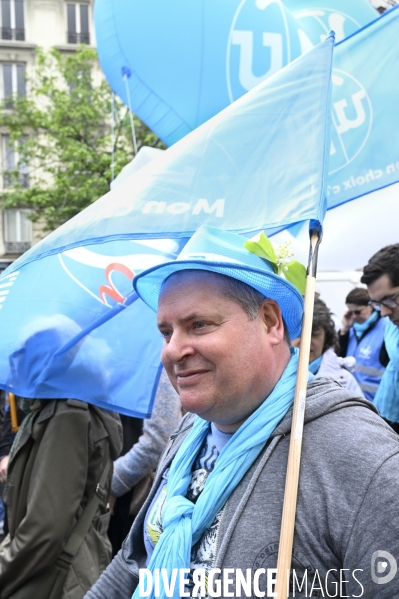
[347,309,364,316]
[369,291,399,311]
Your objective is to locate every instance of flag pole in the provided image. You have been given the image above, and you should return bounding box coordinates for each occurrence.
[8,392,19,433]
[275,229,321,598]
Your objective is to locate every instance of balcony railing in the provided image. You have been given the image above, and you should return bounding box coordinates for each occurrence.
[67,31,90,45]
[1,28,25,41]
[5,241,31,254]
[3,96,14,110]
[3,172,30,188]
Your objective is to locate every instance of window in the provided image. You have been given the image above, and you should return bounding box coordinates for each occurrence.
[0,261,10,274]
[2,135,29,188]
[67,3,90,44]
[2,62,26,107]
[3,208,32,253]
[1,0,25,41]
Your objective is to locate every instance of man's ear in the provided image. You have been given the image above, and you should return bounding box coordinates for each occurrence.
[260,300,285,344]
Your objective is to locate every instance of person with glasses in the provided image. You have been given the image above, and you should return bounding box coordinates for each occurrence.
[293,298,363,395]
[338,287,388,402]
[361,244,399,433]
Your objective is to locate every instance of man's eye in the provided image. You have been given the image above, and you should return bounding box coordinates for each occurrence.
[193,322,206,330]
[160,330,172,341]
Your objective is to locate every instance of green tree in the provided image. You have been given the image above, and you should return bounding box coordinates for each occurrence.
[0,46,165,231]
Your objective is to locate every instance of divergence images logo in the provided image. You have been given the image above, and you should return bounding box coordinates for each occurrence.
[329,69,372,175]
[371,551,397,585]
[292,8,361,44]
[227,0,293,102]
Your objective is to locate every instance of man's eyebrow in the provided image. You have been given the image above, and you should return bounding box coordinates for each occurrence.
[370,292,394,302]
[157,313,209,328]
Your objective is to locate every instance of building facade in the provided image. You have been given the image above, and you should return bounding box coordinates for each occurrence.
[0,0,95,274]
[369,0,399,13]
[0,0,396,275]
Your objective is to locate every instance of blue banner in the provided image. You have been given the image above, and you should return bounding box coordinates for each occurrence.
[282,0,377,44]
[0,39,333,416]
[327,6,399,207]
[95,0,399,209]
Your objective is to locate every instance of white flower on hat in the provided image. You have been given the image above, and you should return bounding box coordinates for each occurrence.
[244,232,306,295]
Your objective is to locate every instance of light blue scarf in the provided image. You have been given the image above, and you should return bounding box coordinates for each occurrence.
[308,354,323,375]
[353,310,379,339]
[374,320,399,422]
[133,349,302,599]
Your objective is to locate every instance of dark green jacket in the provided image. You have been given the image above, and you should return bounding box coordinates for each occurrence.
[0,399,122,599]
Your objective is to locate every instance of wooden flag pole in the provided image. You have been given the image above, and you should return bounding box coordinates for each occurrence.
[275,230,321,598]
[8,392,19,433]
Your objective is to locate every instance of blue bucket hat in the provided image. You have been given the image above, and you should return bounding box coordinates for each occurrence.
[133,226,304,340]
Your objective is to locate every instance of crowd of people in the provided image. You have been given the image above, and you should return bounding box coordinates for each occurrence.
[0,235,398,598]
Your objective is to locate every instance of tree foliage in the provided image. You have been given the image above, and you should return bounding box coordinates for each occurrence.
[0,46,165,230]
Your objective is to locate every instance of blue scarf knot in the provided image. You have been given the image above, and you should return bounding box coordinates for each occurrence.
[133,348,304,599]
[162,496,194,527]
[353,310,378,339]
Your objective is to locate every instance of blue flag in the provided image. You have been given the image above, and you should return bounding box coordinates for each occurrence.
[0,38,333,416]
[327,5,399,207]
[0,239,186,416]
[10,36,334,266]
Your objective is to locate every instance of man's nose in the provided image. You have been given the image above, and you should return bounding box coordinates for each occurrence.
[162,330,194,363]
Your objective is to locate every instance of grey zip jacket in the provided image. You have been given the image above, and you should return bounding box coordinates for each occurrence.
[85,378,399,598]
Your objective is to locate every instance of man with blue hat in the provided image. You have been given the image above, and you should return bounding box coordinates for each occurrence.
[87,226,399,599]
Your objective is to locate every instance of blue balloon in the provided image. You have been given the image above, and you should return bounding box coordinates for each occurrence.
[94,0,303,146]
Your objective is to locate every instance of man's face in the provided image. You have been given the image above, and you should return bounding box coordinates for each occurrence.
[346,303,373,325]
[157,272,289,431]
[367,274,399,328]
